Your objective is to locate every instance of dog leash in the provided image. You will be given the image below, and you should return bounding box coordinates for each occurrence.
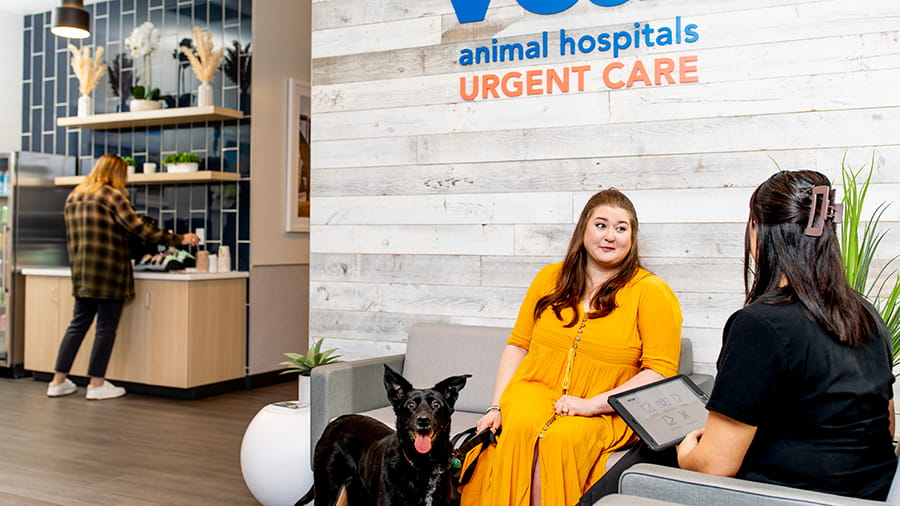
[450,427,501,487]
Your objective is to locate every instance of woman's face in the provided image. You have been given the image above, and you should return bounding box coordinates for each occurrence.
[582,204,633,272]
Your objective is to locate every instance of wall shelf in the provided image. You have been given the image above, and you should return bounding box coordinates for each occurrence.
[56,106,244,130]
[55,171,242,186]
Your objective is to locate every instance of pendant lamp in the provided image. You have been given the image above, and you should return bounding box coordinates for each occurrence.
[51,0,91,39]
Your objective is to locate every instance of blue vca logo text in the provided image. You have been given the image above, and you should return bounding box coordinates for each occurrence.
[451,0,631,24]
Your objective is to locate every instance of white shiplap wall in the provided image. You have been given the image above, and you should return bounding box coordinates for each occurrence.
[309,0,900,375]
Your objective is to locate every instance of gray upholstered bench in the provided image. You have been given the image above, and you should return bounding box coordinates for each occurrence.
[310,322,713,466]
[605,463,900,505]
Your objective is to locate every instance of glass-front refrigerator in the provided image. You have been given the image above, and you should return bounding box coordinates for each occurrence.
[0,152,75,377]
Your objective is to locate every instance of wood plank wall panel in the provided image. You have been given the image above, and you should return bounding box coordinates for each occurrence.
[310,0,900,376]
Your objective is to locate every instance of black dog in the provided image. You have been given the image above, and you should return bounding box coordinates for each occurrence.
[296,365,470,506]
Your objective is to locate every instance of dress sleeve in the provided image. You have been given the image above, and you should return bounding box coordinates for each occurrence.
[636,276,682,378]
[107,187,183,247]
[507,264,559,350]
[705,308,786,427]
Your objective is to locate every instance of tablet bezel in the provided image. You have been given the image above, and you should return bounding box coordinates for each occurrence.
[608,374,710,451]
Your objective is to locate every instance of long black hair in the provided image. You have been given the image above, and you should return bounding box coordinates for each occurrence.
[745,170,876,346]
[534,188,642,327]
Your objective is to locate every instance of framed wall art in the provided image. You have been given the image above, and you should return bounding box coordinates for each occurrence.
[285,78,311,232]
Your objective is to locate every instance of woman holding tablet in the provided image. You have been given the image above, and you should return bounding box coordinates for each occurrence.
[461,188,683,506]
[677,170,897,500]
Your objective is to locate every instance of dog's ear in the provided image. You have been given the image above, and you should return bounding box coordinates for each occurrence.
[433,373,471,408]
[383,364,413,408]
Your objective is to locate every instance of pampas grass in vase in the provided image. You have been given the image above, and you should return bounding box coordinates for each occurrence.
[180,26,224,107]
[68,44,108,117]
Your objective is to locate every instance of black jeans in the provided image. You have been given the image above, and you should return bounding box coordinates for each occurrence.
[576,441,678,505]
[54,297,125,378]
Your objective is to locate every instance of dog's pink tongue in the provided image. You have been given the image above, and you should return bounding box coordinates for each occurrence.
[414,433,432,454]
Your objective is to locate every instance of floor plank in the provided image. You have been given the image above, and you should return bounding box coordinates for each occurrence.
[0,377,298,505]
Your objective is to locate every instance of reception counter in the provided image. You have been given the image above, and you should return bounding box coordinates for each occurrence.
[21,268,249,392]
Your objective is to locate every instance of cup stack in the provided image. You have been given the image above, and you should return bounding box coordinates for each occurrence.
[196,250,210,272]
[217,245,232,273]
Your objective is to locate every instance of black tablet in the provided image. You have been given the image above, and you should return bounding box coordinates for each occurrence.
[608,375,710,451]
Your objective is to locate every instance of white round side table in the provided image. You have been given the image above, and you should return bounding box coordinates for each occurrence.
[240,401,314,506]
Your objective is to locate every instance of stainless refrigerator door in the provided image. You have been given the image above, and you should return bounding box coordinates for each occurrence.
[1,152,75,375]
[0,153,9,368]
[13,152,74,269]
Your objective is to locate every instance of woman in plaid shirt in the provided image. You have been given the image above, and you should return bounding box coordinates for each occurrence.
[46,154,200,400]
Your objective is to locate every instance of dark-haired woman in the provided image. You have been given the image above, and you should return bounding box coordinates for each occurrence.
[678,170,897,500]
[460,189,683,506]
[45,154,199,400]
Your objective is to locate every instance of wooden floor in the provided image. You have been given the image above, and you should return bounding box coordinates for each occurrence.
[0,376,297,505]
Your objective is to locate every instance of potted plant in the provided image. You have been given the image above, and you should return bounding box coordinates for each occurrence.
[838,156,900,367]
[122,156,136,174]
[163,153,202,173]
[280,338,341,403]
[125,22,164,111]
[180,26,224,106]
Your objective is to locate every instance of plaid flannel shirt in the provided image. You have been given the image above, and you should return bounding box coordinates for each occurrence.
[65,185,183,300]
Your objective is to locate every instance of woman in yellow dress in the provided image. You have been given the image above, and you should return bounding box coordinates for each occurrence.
[462,188,683,505]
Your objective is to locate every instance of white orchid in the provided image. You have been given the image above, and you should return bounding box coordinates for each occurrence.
[125,22,162,98]
[125,22,160,57]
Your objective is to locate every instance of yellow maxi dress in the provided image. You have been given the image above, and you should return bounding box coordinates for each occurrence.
[461,263,682,506]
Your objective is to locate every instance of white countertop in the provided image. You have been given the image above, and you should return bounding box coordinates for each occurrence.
[21,267,249,281]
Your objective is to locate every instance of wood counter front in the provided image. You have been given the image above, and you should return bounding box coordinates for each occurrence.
[23,274,246,389]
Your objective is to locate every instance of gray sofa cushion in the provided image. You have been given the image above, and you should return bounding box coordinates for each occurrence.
[403,323,511,413]
[619,463,888,506]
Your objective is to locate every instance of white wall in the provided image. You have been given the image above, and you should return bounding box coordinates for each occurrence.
[309,0,900,375]
[0,10,22,152]
[248,0,312,373]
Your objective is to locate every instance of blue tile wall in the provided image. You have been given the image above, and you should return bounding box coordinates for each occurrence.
[22,0,252,271]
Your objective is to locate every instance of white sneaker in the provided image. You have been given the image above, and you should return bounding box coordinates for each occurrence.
[47,378,77,397]
[86,380,126,400]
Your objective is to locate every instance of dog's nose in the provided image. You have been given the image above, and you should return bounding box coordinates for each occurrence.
[416,416,431,428]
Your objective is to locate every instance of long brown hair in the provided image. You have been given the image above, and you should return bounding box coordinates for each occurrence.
[74,154,129,196]
[745,170,876,346]
[534,188,642,327]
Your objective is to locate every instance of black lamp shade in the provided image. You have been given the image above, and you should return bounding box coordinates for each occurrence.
[51,0,91,39]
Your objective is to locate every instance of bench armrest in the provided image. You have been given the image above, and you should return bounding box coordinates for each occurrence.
[619,464,886,506]
[687,373,714,396]
[309,354,405,450]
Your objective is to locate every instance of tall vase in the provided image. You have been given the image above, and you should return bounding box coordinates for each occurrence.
[198,82,213,107]
[77,94,93,117]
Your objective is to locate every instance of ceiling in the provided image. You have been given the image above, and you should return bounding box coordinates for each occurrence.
[0,1,100,17]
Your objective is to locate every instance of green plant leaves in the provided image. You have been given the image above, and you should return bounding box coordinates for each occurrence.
[839,155,900,367]
[163,153,203,165]
[130,85,165,101]
[279,338,342,376]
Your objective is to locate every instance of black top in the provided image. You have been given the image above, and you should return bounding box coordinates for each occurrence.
[706,299,898,500]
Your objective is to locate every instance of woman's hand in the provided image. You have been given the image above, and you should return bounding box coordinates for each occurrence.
[477,410,502,433]
[554,394,601,417]
[181,233,200,246]
[676,428,704,463]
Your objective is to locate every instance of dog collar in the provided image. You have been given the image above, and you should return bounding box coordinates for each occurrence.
[401,448,457,476]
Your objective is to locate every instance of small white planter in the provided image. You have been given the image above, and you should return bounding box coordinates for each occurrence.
[198,82,213,107]
[77,94,93,117]
[130,99,161,112]
[165,162,199,173]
